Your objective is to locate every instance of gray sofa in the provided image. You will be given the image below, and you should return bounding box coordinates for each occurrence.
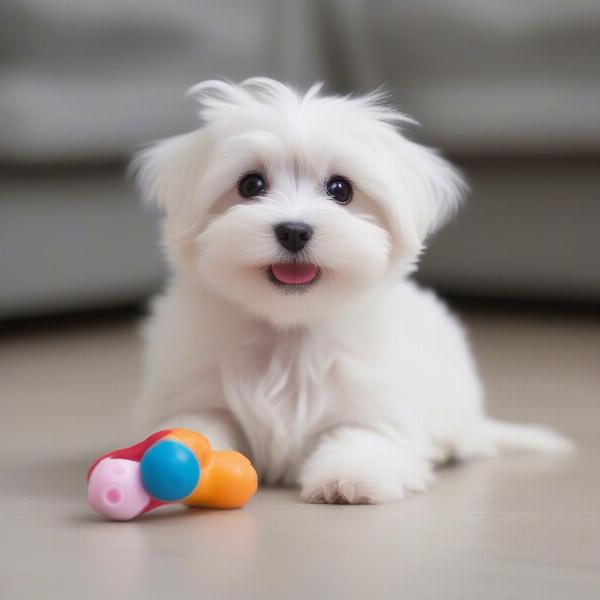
[2,0,599,317]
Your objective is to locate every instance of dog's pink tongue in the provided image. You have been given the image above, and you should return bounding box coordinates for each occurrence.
[271,263,317,285]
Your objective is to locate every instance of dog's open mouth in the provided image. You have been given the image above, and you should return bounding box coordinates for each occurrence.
[268,263,320,290]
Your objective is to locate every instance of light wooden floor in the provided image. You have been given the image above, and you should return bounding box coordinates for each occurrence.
[1,305,599,599]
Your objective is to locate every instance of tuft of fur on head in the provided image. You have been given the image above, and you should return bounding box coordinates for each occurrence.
[133,78,466,327]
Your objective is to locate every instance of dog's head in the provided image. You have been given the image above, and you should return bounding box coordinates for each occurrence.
[135,78,464,327]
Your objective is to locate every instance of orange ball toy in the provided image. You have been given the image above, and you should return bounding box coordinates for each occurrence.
[87,429,257,520]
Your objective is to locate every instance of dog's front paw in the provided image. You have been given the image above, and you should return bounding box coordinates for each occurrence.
[299,429,434,504]
[302,480,372,504]
[300,467,433,504]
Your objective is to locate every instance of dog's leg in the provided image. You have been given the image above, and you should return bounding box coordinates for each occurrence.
[154,409,246,453]
[299,426,434,504]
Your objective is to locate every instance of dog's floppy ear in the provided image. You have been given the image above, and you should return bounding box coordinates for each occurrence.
[131,129,208,218]
[398,139,467,243]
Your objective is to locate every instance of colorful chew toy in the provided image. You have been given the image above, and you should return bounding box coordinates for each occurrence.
[87,429,257,520]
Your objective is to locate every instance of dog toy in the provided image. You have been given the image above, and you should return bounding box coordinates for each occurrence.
[87,428,257,520]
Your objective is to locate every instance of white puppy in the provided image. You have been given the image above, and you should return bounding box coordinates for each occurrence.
[133,78,571,504]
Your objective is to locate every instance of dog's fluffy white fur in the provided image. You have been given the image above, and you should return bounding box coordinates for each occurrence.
[133,78,571,504]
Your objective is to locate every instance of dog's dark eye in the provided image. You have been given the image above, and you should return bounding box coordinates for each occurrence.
[326,177,352,205]
[238,173,267,198]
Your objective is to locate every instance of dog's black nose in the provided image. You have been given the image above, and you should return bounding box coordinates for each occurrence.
[274,222,314,253]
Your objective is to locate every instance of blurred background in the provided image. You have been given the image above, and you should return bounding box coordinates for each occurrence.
[1,0,599,319]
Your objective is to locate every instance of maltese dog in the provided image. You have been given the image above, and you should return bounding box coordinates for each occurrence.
[133,78,571,504]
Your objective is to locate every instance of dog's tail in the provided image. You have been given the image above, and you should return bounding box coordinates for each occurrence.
[483,418,575,454]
